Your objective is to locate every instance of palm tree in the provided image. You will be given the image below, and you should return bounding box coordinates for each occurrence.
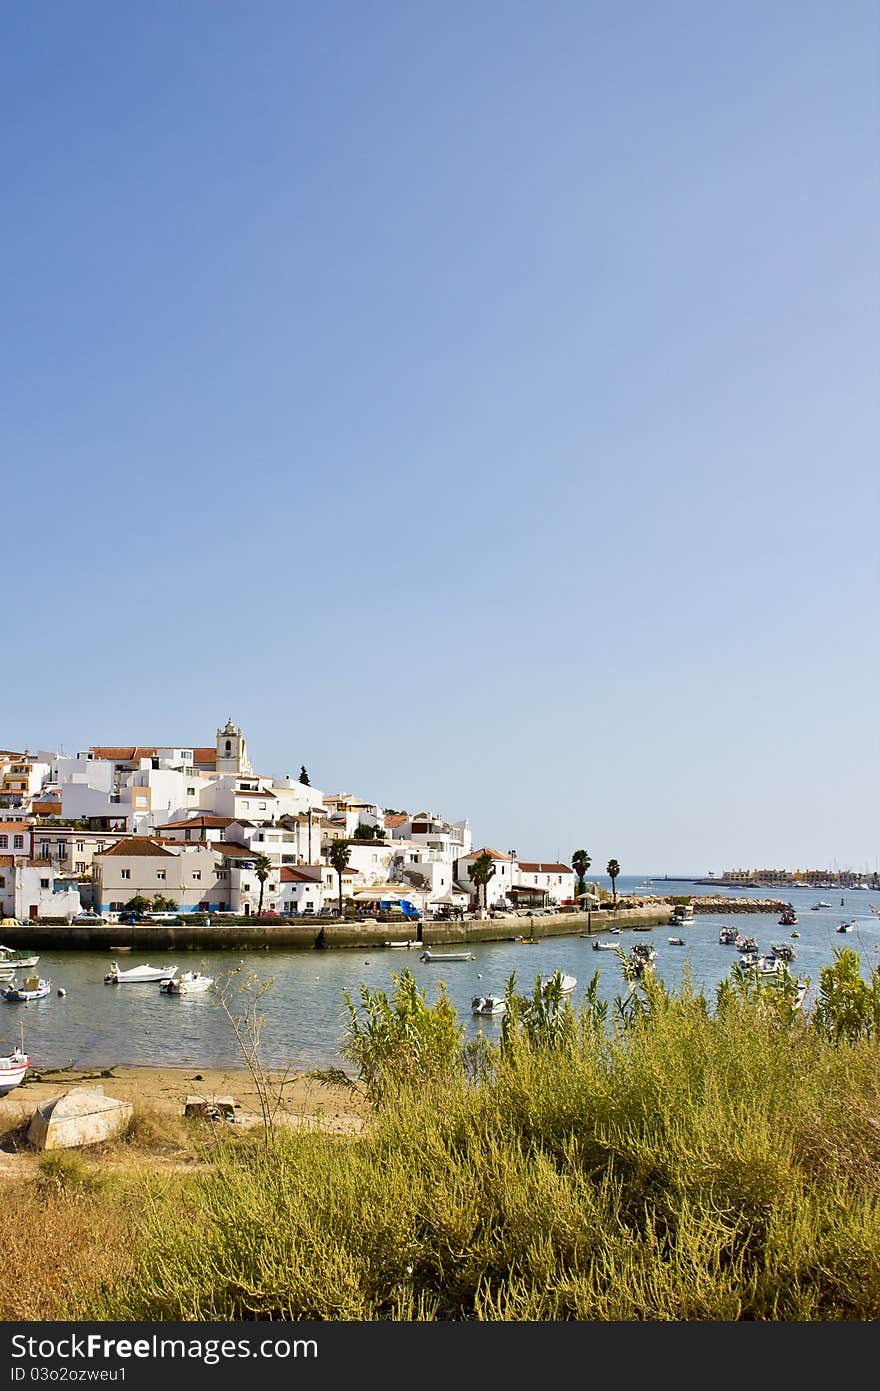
[254,854,273,916]
[328,839,352,917]
[607,859,621,906]
[469,852,497,915]
[571,849,591,904]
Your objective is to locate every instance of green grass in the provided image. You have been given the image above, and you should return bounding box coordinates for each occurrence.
[80,965,880,1322]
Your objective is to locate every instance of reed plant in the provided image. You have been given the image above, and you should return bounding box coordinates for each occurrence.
[81,954,880,1321]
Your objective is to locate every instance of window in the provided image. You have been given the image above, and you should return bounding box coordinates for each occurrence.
[242,882,250,892]
[13,836,24,850]
[157,870,166,881]
[218,870,228,880]
[96,843,104,852]
[40,842,50,857]
[121,869,131,880]
[187,787,195,796]
[76,842,84,853]
[0,836,6,848]
[56,843,66,857]
[0,876,5,887]
[193,871,201,882]
[75,862,86,873]
[40,878,50,889]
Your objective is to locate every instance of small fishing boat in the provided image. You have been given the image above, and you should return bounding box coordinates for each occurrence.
[755,955,783,976]
[0,1045,30,1093]
[738,951,759,967]
[770,943,796,961]
[778,906,798,926]
[1,975,51,1002]
[668,936,685,946]
[811,901,832,910]
[160,971,214,995]
[791,930,800,938]
[0,945,40,970]
[735,935,758,954]
[104,962,178,984]
[383,940,421,949]
[592,939,619,950]
[836,921,855,934]
[628,943,656,975]
[541,971,576,996]
[631,924,654,932]
[28,1088,134,1150]
[718,927,737,945]
[419,949,475,962]
[471,994,506,1016]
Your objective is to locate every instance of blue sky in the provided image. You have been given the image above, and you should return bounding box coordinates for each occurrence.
[3,2,877,874]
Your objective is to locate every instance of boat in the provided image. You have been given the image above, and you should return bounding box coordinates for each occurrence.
[0,945,40,970]
[160,971,214,995]
[27,1087,134,1151]
[592,939,619,950]
[0,1046,30,1093]
[739,951,759,967]
[383,940,421,949]
[108,945,133,952]
[628,944,656,975]
[541,971,576,996]
[755,955,784,976]
[1,975,51,1002]
[811,901,832,910]
[718,927,738,945]
[735,935,758,953]
[836,921,855,934]
[471,994,506,1016]
[669,904,694,926]
[631,924,654,932]
[104,961,178,984]
[778,906,798,926]
[770,943,796,961]
[418,949,475,962]
[668,936,685,946]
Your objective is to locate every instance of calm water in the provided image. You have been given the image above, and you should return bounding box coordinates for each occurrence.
[2,878,878,1072]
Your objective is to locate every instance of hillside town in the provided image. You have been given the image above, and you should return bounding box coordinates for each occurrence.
[0,720,577,922]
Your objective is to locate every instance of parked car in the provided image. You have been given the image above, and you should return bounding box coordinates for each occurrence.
[318,907,337,918]
[73,913,106,924]
[299,906,316,917]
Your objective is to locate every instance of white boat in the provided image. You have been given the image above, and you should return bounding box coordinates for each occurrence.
[755,955,784,976]
[836,921,855,934]
[668,936,685,946]
[0,1046,30,1093]
[719,927,738,945]
[419,949,475,962]
[0,945,40,969]
[160,971,213,995]
[811,901,832,910]
[592,939,619,950]
[1,975,51,1002]
[471,994,506,1016]
[383,940,421,949]
[541,971,576,996]
[104,961,178,984]
[28,1087,133,1150]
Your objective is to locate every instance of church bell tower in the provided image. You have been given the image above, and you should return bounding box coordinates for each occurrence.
[216,718,252,775]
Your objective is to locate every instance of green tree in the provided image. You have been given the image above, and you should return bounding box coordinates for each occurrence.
[469,852,497,914]
[122,895,151,917]
[254,855,273,916]
[328,839,352,916]
[571,849,591,903]
[299,766,310,786]
[607,859,621,905]
[353,823,383,841]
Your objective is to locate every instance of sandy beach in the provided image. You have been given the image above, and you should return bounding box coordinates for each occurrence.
[0,1063,370,1142]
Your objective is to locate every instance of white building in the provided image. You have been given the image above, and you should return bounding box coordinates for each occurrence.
[512,861,576,907]
[278,866,324,915]
[94,837,225,915]
[455,848,519,911]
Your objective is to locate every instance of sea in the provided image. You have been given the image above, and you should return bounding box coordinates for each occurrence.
[3,876,878,1073]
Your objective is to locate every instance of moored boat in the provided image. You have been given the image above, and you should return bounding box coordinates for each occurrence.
[0,945,40,970]
[1,975,51,1002]
[160,971,214,995]
[836,920,855,934]
[541,971,576,996]
[471,994,506,1016]
[419,949,475,962]
[719,927,737,945]
[668,936,685,946]
[778,906,798,926]
[104,962,178,984]
[0,1046,30,1093]
[592,939,619,950]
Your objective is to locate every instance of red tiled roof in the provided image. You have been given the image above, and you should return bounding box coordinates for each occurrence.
[234,788,276,798]
[89,746,217,765]
[216,842,257,859]
[96,837,177,858]
[517,863,571,875]
[384,814,407,829]
[463,848,514,862]
[280,866,323,883]
[0,822,31,832]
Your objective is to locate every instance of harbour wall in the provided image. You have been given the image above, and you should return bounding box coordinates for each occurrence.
[0,899,786,952]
